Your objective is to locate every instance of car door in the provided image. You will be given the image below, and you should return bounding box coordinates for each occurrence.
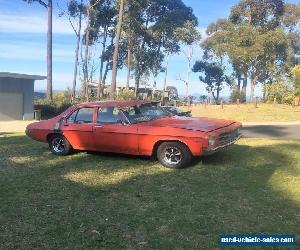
[93,107,139,154]
[61,107,95,150]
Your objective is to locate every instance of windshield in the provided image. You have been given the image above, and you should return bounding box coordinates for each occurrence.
[122,104,171,123]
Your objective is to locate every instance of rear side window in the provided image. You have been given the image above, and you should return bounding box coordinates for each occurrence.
[67,108,94,123]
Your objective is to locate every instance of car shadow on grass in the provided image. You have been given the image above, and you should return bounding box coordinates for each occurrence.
[0,134,299,249]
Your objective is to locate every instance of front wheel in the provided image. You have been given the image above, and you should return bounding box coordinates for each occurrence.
[157,142,192,168]
[49,134,72,156]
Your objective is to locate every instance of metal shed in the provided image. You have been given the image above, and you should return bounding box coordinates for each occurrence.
[0,72,46,120]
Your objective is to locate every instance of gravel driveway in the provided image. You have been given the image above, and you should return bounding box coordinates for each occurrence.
[0,121,34,133]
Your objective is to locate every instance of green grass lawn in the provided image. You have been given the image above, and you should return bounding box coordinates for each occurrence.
[180,103,300,122]
[0,133,299,249]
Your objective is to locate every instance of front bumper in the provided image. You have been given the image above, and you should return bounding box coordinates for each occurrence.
[203,134,242,156]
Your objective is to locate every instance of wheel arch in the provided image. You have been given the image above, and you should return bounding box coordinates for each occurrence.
[151,139,191,157]
[46,132,63,142]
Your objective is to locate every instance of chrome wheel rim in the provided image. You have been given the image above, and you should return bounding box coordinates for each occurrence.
[164,146,182,165]
[52,138,65,153]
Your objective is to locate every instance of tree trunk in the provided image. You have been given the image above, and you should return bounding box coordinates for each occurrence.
[110,0,124,99]
[250,76,257,102]
[152,36,162,99]
[126,38,132,90]
[152,73,157,99]
[216,85,220,103]
[47,0,53,101]
[262,83,266,101]
[237,75,241,93]
[134,67,140,97]
[134,16,149,96]
[241,72,247,102]
[103,63,109,88]
[83,29,90,102]
[185,45,193,98]
[71,3,82,103]
[162,53,170,92]
[97,26,108,99]
[212,91,217,103]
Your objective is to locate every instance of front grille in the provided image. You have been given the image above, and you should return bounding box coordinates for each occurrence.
[218,129,240,146]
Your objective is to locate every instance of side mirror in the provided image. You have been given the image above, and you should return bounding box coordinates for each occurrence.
[61,117,67,123]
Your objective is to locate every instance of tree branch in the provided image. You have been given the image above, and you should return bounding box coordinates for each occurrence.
[176,73,187,85]
[35,0,48,8]
[68,17,79,36]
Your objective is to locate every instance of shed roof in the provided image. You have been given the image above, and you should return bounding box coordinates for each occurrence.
[0,72,46,80]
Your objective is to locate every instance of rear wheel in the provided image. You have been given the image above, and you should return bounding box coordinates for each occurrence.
[157,142,192,168]
[49,134,72,156]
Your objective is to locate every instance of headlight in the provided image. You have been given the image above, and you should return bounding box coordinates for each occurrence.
[208,136,216,146]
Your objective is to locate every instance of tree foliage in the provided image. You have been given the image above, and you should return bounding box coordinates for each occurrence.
[200,0,297,101]
[192,60,231,103]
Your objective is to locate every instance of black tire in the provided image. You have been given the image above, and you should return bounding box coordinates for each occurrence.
[157,141,192,169]
[49,134,73,156]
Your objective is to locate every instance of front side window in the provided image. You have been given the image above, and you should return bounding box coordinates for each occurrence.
[97,107,123,124]
[67,110,78,123]
[67,108,94,123]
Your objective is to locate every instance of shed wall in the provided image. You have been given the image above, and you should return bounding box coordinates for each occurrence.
[0,77,34,120]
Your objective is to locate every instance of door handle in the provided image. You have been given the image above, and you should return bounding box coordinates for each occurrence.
[94,125,102,128]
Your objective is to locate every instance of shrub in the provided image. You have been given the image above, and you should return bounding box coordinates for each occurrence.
[116,88,136,100]
[34,91,73,119]
[292,65,300,96]
[230,87,246,103]
[263,82,295,105]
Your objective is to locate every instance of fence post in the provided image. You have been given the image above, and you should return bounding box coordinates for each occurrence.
[237,99,240,107]
[221,99,224,109]
[253,97,258,108]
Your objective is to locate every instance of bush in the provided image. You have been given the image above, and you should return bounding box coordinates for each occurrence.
[116,88,136,100]
[263,82,295,105]
[230,87,246,103]
[292,65,300,96]
[34,91,72,119]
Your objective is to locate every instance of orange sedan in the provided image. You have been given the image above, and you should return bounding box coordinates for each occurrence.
[26,100,241,168]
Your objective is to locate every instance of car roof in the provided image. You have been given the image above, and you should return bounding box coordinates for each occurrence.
[74,100,154,109]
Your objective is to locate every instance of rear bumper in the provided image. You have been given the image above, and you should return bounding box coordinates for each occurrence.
[203,134,241,156]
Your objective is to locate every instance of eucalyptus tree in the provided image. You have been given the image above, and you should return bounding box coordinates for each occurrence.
[88,0,116,98]
[23,0,53,100]
[147,0,197,94]
[111,0,125,99]
[60,0,87,102]
[122,0,197,96]
[229,0,287,100]
[281,3,300,32]
[192,60,231,103]
[203,0,288,101]
[101,34,127,88]
[281,3,300,70]
[229,0,284,29]
[174,20,201,97]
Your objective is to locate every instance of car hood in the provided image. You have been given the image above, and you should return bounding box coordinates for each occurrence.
[141,116,237,132]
